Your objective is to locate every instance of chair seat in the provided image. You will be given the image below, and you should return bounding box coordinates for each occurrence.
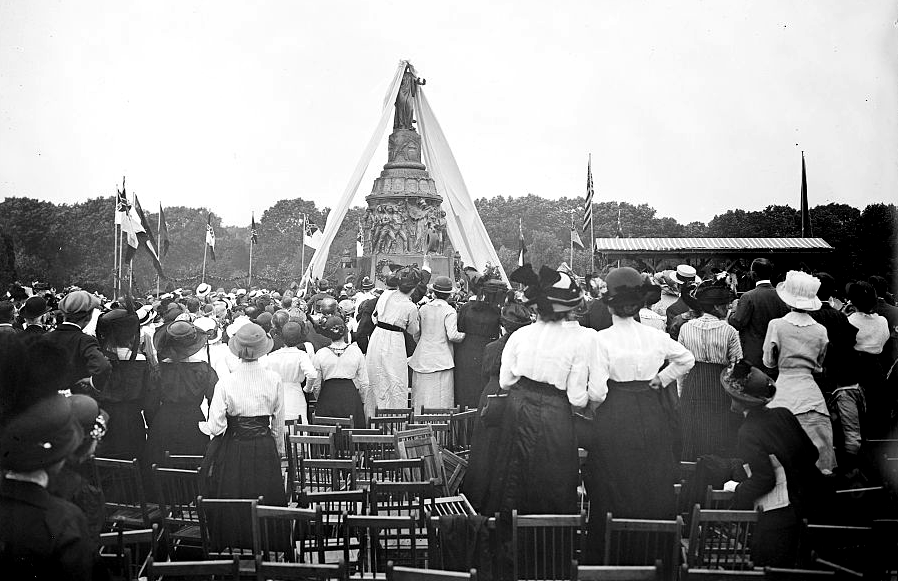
[107,505,163,528]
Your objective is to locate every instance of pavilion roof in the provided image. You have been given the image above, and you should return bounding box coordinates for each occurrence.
[593,237,833,253]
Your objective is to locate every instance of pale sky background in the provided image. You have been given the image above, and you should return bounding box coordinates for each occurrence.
[2,1,896,230]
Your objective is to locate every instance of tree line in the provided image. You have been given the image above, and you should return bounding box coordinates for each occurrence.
[0,194,894,296]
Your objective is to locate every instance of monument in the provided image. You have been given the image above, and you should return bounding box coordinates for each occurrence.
[359,64,459,285]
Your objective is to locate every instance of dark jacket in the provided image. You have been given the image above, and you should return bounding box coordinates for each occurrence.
[580,299,612,332]
[809,304,860,390]
[43,323,111,392]
[732,406,823,517]
[0,478,94,581]
[729,283,790,372]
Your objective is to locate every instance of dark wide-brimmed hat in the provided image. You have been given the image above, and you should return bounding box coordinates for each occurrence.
[602,267,653,307]
[500,303,533,333]
[154,321,208,361]
[228,322,273,360]
[0,394,83,471]
[360,276,375,291]
[21,296,52,319]
[693,276,735,308]
[429,276,455,294]
[511,264,583,313]
[720,360,776,408]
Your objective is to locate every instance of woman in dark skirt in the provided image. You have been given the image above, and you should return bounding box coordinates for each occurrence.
[308,316,369,428]
[453,272,506,409]
[144,321,217,469]
[461,303,532,513]
[482,265,604,516]
[95,309,155,462]
[200,322,286,548]
[676,275,743,460]
[582,267,695,565]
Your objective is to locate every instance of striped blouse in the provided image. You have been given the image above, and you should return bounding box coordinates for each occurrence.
[678,313,743,365]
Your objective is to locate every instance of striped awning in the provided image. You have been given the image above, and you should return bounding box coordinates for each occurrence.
[593,237,833,253]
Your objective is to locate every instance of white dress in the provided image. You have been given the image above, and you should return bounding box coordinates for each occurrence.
[366,291,421,410]
[262,345,317,423]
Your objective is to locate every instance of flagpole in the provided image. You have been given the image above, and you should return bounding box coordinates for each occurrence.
[156,205,162,297]
[589,154,595,273]
[569,210,574,273]
[113,197,119,298]
[300,213,306,290]
[248,235,254,289]
[202,242,208,284]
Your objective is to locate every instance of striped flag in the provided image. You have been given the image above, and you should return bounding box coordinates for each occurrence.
[356,219,364,256]
[582,155,594,231]
[250,213,258,245]
[517,217,527,266]
[206,214,216,260]
[121,193,164,276]
[114,177,130,225]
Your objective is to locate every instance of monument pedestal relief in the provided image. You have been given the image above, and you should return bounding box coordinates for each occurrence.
[361,64,457,285]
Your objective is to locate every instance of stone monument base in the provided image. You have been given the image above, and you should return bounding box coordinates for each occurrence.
[360,253,452,289]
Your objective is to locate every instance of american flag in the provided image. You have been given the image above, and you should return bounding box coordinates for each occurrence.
[250,213,258,245]
[206,214,216,260]
[582,155,594,231]
[356,219,364,256]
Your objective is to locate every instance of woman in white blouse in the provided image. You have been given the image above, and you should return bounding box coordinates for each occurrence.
[200,322,286,515]
[308,316,370,427]
[262,322,317,424]
[482,265,605,517]
[846,281,890,438]
[583,267,695,564]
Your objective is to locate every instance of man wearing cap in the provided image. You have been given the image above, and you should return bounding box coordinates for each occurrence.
[43,291,111,393]
[21,295,52,335]
[408,276,466,411]
[664,264,697,325]
[353,277,377,319]
[729,258,789,376]
[721,360,825,567]
[0,394,95,580]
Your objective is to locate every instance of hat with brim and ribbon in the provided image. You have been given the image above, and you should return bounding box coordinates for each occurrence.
[360,277,375,291]
[601,267,653,307]
[194,316,223,345]
[0,394,83,472]
[511,264,583,314]
[21,296,52,319]
[776,270,822,311]
[720,360,776,408]
[671,265,697,285]
[428,276,455,294]
[228,322,274,360]
[154,321,208,361]
[196,283,212,300]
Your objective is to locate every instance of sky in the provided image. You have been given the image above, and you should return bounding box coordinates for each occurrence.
[1,1,896,230]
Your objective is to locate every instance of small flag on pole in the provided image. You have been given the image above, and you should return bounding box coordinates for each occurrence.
[582,155,594,231]
[517,217,527,266]
[800,151,813,237]
[114,177,130,225]
[356,219,364,256]
[206,214,216,260]
[304,221,323,250]
[159,203,170,258]
[250,213,258,245]
[121,194,164,276]
[571,226,584,249]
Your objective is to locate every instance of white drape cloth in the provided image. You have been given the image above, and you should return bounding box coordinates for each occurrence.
[308,60,507,283]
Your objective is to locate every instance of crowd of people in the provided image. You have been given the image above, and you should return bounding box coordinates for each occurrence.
[0,255,896,577]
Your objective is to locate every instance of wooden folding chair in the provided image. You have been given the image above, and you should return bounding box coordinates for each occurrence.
[387,561,477,580]
[678,566,764,580]
[287,434,338,500]
[311,415,354,428]
[394,426,446,494]
[370,414,411,435]
[345,514,424,577]
[255,554,346,580]
[352,433,397,486]
[161,450,205,469]
[407,421,451,450]
[151,464,203,553]
[299,489,367,564]
[371,458,426,483]
[427,494,476,517]
[412,413,453,427]
[92,456,162,531]
[376,407,414,422]
[603,513,683,581]
[763,567,836,579]
[441,449,467,496]
[511,510,587,581]
[685,506,758,571]
[703,486,734,510]
[448,409,478,456]
[572,559,662,581]
[292,423,340,437]
[197,496,260,559]
[370,480,437,525]
[145,555,240,580]
[98,525,159,581]
[300,457,357,493]
[420,406,461,416]
[254,503,321,563]
[798,520,870,578]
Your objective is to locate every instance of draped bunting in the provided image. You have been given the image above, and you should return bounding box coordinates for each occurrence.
[308,61,507,284]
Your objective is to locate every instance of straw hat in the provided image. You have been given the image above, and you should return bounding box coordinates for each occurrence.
[228,322,273,360]
[428,275,455,294]
[196,283,212,300]
[776,270,822,311]
[670,265,697,285]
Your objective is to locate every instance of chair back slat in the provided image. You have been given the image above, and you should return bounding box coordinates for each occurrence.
[254,503,320,563]
[371,458,426,483]
[603,513,682,581]
[92,456,156,530]
[255,555,346,580]
[300,457,358,493]
[352,433,397,485]
[370,414,411,435]
[151,465,202,542]
[346,514,422,576]
[394,427,446,492]
[447,410,478,455]
[574,560,662,581]
[388,562,476,580]
[511,510,586,580]
[197,496,260,558]
[686,506,759,571]
[428,516,496,575]
[146,555,240,580]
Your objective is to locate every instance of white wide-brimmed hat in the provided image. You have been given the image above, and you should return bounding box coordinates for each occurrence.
[776,270,822,311]
[196,283,212,299]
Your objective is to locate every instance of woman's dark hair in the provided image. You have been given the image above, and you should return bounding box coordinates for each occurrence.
[610,302,641,318]
[538,309,571,322]
[433,290,452,301]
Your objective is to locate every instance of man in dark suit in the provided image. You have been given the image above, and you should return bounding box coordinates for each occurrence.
[722,361,826,567]
[729,258,789,376]
[43,290,111,394]
[0,300,19,337]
